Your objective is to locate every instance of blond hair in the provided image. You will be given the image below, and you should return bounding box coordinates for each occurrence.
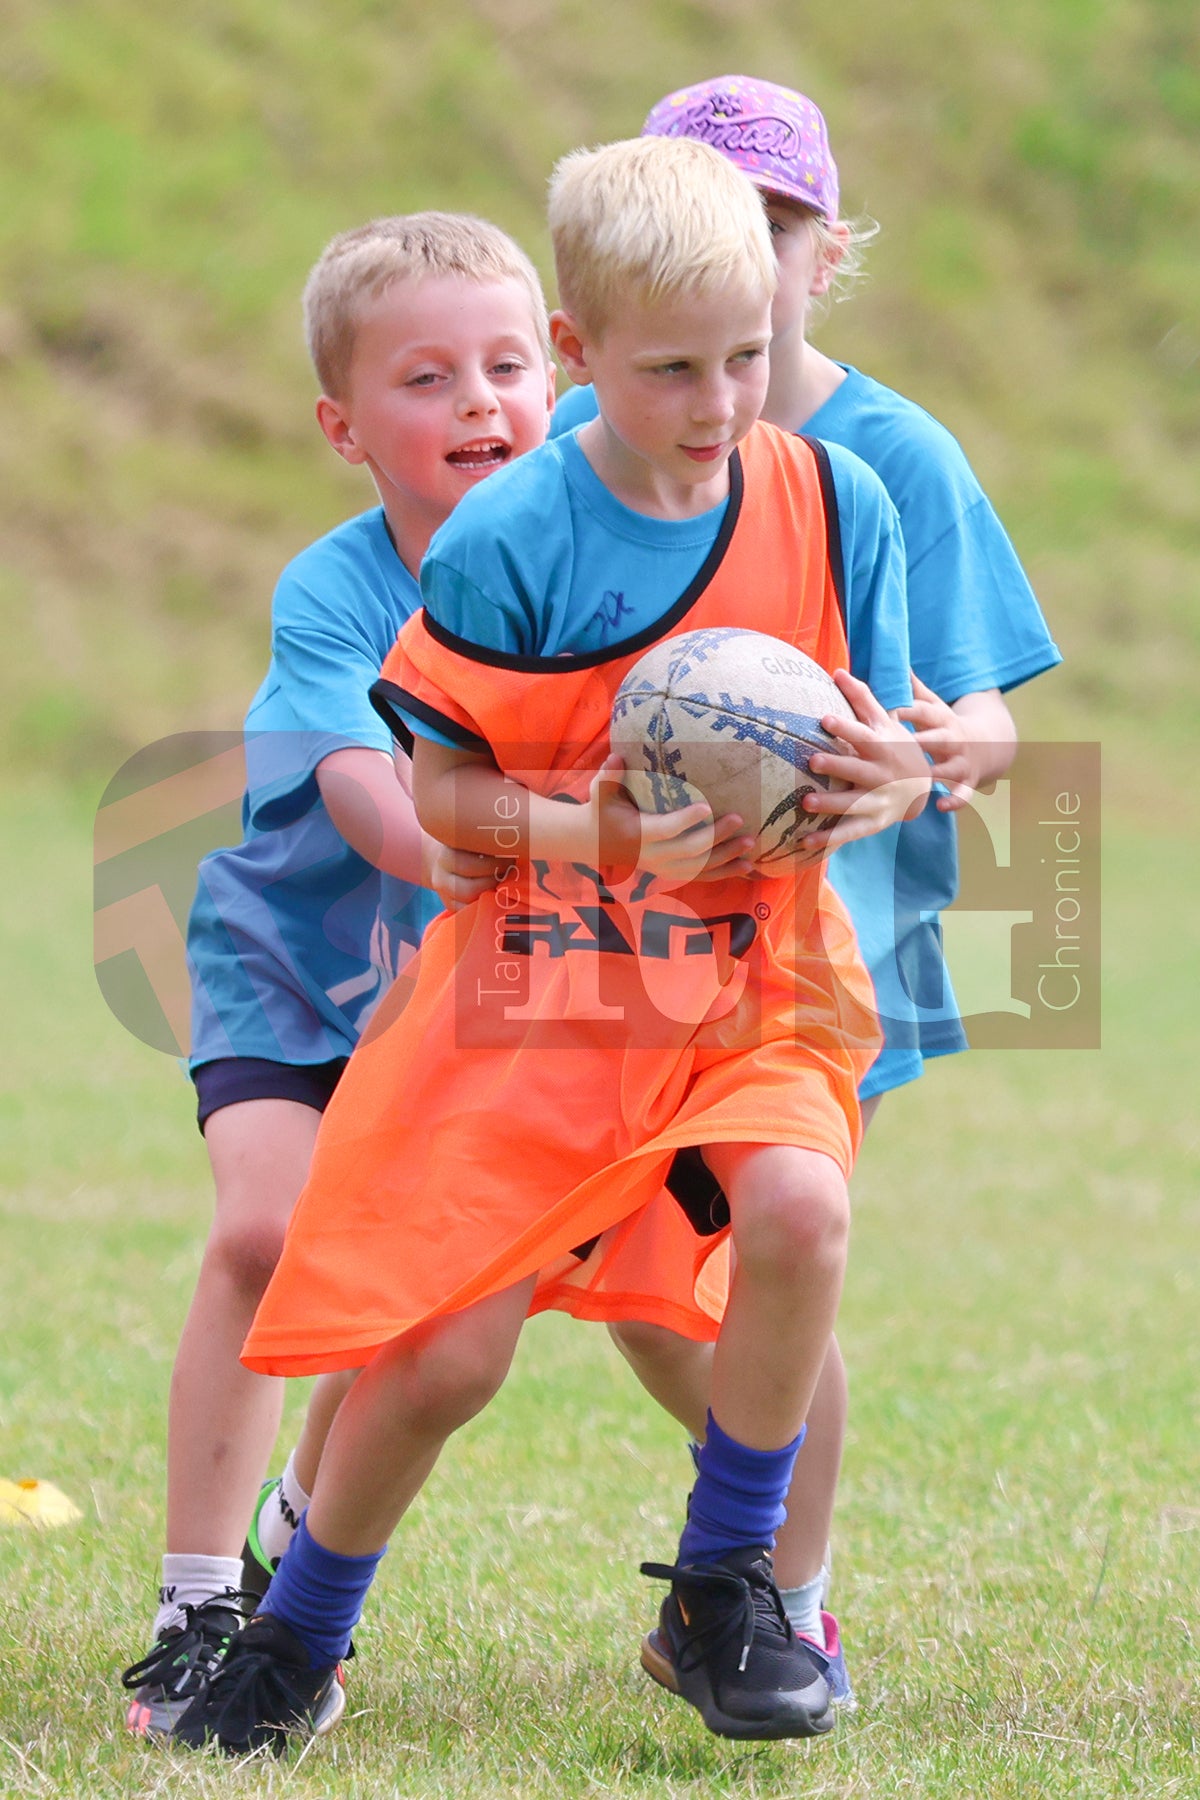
[303,212,550,399]
[548,136,776,337]
[802,207,878,325]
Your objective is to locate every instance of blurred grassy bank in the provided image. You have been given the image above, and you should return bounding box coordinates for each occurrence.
[0,0,1198,786]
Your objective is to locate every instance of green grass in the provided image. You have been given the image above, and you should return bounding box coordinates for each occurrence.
[1,781,1197,1795]
[0,5,1196,1787]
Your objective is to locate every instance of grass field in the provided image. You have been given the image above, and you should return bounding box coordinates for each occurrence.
[1,3,1196,1791]
[1,778,1196,1796]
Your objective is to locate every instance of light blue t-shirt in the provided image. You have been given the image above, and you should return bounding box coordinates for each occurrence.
[415,429,911,705]
[187,507,440,1069]
[552,378,1062,1096]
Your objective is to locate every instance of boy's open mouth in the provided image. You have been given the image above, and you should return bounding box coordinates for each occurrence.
[446,440,511,472]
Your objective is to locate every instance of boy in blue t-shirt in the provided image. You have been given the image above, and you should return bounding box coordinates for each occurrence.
[120,212,556,1737]
[172,135,929,1757]
[552,76,1060,1698]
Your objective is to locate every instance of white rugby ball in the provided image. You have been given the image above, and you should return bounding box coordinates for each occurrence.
[609,627,855,872]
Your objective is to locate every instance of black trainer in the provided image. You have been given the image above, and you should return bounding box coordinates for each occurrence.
[640,1546,833,1741]
[171,1612,346,1755]
[122,1591,253,1737]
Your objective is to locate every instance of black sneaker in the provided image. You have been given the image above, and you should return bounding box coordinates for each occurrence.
[122,1592,252,1737]
[171,1612,346,1756]
[640,1546,833,1741]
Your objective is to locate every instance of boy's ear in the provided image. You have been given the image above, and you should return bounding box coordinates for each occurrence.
[315,395,368,466]
[549,310,593,387]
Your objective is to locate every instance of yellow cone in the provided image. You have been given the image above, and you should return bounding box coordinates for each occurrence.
[0,1478,83,1528]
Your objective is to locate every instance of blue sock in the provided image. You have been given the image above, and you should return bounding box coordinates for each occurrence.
[260,1512,385,1668]
[677,1410,805,1567]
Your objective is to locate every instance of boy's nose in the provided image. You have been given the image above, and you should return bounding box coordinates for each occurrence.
[693,381,736,428]
[457,374,501,417]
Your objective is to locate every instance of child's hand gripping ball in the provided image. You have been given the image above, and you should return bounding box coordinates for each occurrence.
[609,627,854,874]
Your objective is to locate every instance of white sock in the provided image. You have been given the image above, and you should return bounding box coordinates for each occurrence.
[154,1554,244,1637]
[255,1450,310,1565]
[780,1571,827,1648]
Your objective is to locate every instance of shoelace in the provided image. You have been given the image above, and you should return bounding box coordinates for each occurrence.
[641,1558,793,1676]
[120,1590,259,1693]
[197,1632,309,1726]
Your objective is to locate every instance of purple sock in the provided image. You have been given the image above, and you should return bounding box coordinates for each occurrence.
[677,1410,805,1566]
[260,1512,384,1668]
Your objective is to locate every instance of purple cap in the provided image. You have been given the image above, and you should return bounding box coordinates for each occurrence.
[642,75,838,220]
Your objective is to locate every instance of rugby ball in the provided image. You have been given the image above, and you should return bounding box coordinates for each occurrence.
[609,627,855,872]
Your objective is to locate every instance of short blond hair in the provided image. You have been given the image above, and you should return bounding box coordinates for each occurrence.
[303,212,550,399]
[548,136,776,337]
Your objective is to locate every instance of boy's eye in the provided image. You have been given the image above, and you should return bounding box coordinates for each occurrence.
[730,348,766,367]
[654,361,690,376]
[491,360,525,377]
[406,371,442,388]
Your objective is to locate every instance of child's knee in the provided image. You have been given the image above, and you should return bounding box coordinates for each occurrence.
[398,1322,514,1435]
[205,1215,288,1299]
[733,1160,849,1282]
[608,1318,684,1367]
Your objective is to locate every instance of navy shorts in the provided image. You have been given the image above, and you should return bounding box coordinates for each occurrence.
[192,1056,349,1134]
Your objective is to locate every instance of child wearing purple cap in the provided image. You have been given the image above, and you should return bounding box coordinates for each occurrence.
[551,73,1061,1711]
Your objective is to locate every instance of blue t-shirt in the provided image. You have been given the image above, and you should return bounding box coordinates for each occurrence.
[552,378,1062,1096]
[187,507,440,1069]
[416,429,910,704]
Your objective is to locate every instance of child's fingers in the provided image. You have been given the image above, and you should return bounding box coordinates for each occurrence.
[908,671,942,704]
[798,814,869,852]
[441,845,499,875]
[710,810,747,846]
[694,838,755,879]
[820,710,875,745]
[809,717,876,775]
[807,746,878,784]
[640,799,713,842]
[831,667,890,728]
[686,813,754,881]
[935,781,975,812]
[895,700,943,731]
[801,784,861,816]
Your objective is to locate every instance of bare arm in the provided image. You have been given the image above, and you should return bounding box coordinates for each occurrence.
[412,738,751,884]
[316,745,436,884]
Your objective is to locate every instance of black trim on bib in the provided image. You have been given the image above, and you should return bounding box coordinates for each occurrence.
[369,680,490,757]
[801,436,847,634]
[420,450,745,674]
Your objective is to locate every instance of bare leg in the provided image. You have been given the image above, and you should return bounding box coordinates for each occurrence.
[612,1094,883,1584]
[293,1370,359,1496]
[705,1141,848,1452]
[166,1099,321,1555]
[608,1320,710,1441]
[306,1275,538,1556]
[770,1090,880,1584]
[771,1337,846,1586]
[610,1320,846,1588]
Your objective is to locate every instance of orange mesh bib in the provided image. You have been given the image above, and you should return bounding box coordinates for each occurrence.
[244,426,880,1375]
